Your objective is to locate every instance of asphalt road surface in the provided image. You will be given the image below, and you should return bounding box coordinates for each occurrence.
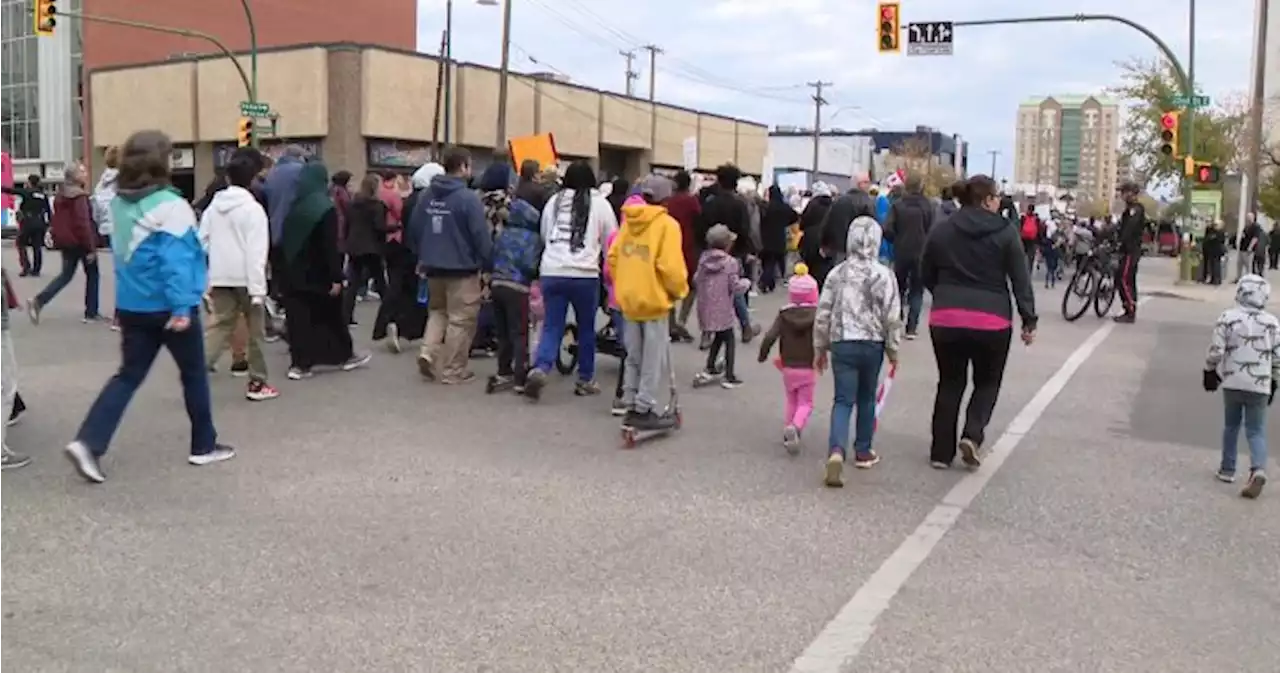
[3,251,1277,672]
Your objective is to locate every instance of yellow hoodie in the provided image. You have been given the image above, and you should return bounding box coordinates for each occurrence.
[607,202,689,321]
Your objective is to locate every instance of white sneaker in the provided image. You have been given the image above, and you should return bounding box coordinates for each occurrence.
[64,440,105,483]
[189,445,236,466]
[386,324,402,353]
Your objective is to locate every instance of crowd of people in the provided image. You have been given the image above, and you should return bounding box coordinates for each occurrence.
[0,131,1272,498]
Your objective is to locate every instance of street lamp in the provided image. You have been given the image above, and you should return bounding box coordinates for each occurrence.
[475,0,512,153]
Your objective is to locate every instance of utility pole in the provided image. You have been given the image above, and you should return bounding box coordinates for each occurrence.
[987,149,1000,178]
[807,81,832,174]
[642,44,663,101]
[1245,0,1267,244]
[621,50,639,97]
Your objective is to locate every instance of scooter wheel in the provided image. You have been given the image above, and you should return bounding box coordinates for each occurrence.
[673,411,683,430]
[621,428,637,448]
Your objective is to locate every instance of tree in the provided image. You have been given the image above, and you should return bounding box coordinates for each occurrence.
[1258,170,1280,220]
[1109,58,1246,188]
[891,137,956,198]
[1075,198,1111,220]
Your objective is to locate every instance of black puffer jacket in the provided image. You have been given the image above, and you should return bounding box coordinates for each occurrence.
[819,189,877,255]
[921,205,1038,331]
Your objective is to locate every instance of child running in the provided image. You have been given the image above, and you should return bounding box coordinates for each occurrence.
[693,224,746,389]
[1204,273,1278,499]
[758,263,819,454]
[487,197,543,393]
[607,175,689,430]
[814,215,902,488]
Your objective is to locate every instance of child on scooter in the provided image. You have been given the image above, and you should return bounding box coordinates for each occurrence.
[607,176,689,430]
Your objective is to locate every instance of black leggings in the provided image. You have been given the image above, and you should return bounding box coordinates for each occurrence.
[344,253,386,323]
[930,326,1012,463]
[706,328,736,379]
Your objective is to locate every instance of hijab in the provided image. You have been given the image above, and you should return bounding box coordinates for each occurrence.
[280,162,334,263]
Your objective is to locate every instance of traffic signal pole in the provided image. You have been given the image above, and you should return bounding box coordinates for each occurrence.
[60,10,252,102]
[954,12,1199,281]
[236,0,259,105]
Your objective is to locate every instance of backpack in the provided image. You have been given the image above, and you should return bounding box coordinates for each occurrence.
[1020,214,1039,241]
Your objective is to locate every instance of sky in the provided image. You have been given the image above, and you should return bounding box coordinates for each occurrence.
[419,0,1256,180]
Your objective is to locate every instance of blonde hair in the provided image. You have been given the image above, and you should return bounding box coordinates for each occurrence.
[103,145,121,169]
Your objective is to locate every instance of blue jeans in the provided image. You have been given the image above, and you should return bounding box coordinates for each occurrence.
[1221,389,1269,473]
[733,292,750,330]
[75,310,218,458]
[828,340,885,456]
[533,276,600,382]
[35,248,100,318]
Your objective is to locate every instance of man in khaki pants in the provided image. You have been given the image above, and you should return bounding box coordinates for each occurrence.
[411,147,493,384]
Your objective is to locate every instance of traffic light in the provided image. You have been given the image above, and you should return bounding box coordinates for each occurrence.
[34,0,57,36]
[1158,111,1180,157]
[877,3,900,53]
[1192,163,1220,185]
[236,117,254,148]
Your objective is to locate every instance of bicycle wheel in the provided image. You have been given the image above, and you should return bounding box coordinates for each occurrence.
[1093,275,1117,317]
[1061,269,1095,322]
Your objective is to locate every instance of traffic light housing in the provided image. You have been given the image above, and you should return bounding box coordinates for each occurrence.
[878,3,900,53]
[1158,111,1180,157]
[1192,163,1220,185]
[236,117,254,148]
[34,0,57,36]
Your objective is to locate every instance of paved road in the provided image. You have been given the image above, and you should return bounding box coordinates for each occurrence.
[2,251,1277,672]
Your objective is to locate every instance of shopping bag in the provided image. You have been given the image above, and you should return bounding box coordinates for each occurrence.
[873,363,897,431]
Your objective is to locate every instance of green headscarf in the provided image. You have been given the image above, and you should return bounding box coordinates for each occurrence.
[280,161,335,263]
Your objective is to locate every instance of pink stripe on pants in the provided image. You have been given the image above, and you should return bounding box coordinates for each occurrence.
[782,366,817,431]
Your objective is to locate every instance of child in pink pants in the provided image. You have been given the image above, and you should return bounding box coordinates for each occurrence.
[757,263,820,454]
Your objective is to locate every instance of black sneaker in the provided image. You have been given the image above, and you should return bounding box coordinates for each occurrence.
[721,377,743,390]
[230,360,250,377]
[1113,313,1136,324]
[628,410,664,431]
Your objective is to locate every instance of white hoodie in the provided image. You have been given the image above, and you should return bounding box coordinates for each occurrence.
[538,188,618,278]
[198,185,269,297]
[1206,274,1280,395]
[92,168,119,235]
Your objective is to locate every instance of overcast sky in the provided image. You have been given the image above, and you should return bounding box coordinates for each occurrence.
[420,0,1254,179]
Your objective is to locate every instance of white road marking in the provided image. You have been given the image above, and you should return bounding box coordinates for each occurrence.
[789,302,1146,673]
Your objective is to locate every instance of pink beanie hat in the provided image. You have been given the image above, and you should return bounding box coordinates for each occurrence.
[788,263,819,306]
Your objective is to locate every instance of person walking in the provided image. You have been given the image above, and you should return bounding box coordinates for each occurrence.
[666,170,702,339]
[882,174,934,339]
[273,162,371,380]
[378,161,443,351]
[2,174,51,277]
[1202,221,1227,285]
[199,148,279,402]
[920,175,1037,470]
[524,160,617,400]
[1269,222,1280,271]
[758,185,796,294]
[63,130,234,484]
[342,173,389,324]
[27,164,105,324]
[413,147,492,385]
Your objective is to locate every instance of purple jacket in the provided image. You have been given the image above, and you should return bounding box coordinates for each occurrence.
[694,249,741,333]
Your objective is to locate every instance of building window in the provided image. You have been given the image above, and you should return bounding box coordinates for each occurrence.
[1,0,40,159]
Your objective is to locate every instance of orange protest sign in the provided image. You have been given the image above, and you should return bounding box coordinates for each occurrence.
[507,133,558,172]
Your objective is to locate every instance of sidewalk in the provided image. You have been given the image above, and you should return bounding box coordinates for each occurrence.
[1138,256,1238,304]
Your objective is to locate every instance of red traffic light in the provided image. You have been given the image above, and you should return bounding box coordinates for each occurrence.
[1160,113,1177,130]
[881,4,896,19]
[1198,166,1211,181]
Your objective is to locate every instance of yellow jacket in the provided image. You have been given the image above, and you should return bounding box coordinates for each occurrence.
[607,202,689,321]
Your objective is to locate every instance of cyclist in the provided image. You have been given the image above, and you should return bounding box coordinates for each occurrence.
[1114,182,1146,324]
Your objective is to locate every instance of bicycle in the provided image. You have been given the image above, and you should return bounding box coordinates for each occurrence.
[1061,239,1118,322]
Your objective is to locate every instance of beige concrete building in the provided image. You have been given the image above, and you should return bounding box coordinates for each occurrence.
[88,42,768,198]
[1013,95,1120,204]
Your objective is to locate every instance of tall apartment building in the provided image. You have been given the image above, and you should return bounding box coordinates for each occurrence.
[1013,95,1121,203]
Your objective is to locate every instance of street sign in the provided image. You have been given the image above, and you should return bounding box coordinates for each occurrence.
[239,101,270,118]
[906,21,953,56]
[1170,94,1211,108]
